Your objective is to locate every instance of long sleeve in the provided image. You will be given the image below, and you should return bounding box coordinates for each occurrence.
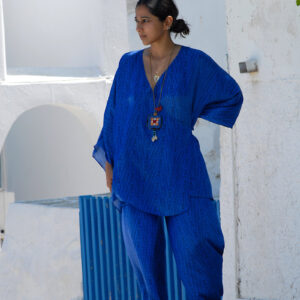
[92,54,124,171]
[192,52,244,129]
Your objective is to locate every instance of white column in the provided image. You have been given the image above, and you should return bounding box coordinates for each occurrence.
[0,0,7,81]
[220,126,239,300]
[0,190,15,248]
[98,0,129,75]
[224,0,300,299]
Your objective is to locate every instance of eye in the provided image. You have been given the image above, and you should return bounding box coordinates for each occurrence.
[134,19,150,24]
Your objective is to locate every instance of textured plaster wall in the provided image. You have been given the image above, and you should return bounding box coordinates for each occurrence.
[223,1,300,299]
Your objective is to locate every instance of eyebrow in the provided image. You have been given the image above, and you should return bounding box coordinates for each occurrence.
[134,16,151,20]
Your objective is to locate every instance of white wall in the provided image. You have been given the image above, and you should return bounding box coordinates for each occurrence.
[3,0,128,75]
[0,0,6,79]
[2,0,299,299]
[127,0,229,199]
[0,203,82,300]
[0,190,14,246]
[3,104,107,202]
[223,0,300,299]
[0,0,129,203]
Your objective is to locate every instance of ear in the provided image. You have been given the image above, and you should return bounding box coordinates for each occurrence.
[164,15,173,30]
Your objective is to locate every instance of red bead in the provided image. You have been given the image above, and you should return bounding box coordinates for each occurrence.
[155,105,162,112]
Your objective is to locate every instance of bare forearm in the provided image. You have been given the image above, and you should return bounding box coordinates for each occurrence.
[105,161,113,193]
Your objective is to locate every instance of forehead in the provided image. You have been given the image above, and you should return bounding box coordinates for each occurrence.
[135,5,153,18]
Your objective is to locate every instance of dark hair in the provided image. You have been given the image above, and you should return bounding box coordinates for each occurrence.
[136,0,190,38]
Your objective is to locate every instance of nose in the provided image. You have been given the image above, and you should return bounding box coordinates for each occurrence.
[136,21,143,32]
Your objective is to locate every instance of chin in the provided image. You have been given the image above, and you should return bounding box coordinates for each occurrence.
[141,40,150,46]
[139,36,153,45]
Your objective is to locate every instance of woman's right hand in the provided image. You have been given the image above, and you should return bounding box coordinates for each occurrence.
[105,161,113,193]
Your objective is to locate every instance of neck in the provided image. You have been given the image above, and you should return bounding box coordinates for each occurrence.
[149,37,176,60]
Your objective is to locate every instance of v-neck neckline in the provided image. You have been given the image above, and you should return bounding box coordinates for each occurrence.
[140,45,185,92]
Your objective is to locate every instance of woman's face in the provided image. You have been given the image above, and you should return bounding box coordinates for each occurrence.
[135,5,170,45]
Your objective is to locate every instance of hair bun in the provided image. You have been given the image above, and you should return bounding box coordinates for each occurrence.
[174,19,184,25]
[171,18,190,38]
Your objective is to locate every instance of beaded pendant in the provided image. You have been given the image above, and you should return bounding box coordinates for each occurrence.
[147,106,163,142]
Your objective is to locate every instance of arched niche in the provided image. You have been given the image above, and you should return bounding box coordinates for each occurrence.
[1,104,109,202]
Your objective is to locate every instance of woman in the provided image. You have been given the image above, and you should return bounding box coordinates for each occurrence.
[93,0,243,299]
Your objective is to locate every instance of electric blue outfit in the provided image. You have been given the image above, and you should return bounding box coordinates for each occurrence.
[92,45,243,299]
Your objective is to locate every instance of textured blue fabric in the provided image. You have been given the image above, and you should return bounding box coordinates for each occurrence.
[92,45,243,216]
[121,196,225,299]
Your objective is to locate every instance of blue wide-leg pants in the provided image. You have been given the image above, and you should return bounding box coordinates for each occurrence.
[119,196,225,300]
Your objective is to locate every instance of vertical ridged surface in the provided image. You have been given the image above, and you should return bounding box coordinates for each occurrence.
[79,195,221,299]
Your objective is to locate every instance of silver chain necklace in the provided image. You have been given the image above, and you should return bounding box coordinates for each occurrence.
[146,45,176,142]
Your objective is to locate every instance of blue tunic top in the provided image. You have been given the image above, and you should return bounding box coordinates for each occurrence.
[92,45,243,216]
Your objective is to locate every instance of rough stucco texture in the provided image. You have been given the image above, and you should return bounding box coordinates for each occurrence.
[226,0,300,299]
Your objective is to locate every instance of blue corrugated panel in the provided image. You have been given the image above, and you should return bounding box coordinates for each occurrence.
[79,194,221,300]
